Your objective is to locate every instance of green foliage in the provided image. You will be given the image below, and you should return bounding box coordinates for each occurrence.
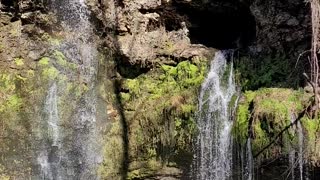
[301,117,320,165]
[52,50,77,70]
[233,91,257,145]
[235,54,301,90]
[302,117,319,147]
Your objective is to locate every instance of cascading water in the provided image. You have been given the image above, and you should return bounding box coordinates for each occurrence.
[37,0,106,179]
[243,138,254,180]
[289,144,296,180]
[46,83,60,147]
[298,120,304,180]
[287,114,306,180]
[38,82,59,180]
[192,51,236,180]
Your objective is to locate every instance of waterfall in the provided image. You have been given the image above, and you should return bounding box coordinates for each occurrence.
[38,83,59,180]
[37,0,105,179]
[287,114,307,180]
[289,146,296,180]
[297,121,304,180]
[46,83,60,147]
[192,51,236,180]
[243,138,254,180]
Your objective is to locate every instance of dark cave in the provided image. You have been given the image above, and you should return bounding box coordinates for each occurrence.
[172,0,256,49]
[0,0,14,7]
[0,0,16,13]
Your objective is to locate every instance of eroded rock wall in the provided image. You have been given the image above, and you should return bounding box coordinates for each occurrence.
[0,0,317,179]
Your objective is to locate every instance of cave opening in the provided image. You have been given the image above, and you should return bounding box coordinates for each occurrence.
[1,0,14,7]
[172,0,256,49]
[0,0,14,8]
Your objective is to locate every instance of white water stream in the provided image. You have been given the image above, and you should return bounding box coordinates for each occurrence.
[37,0,103,179]
[192,51,236,180]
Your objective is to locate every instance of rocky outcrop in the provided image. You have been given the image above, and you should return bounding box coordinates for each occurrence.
[99,0,214,69]
[0,0,316,179]
[248,0,311,57]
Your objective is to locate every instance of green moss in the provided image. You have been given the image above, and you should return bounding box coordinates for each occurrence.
[42,67,59,80]
[6,95,22,109]
[120,59,208,177]
[233,88,308,160]
[233,91,257,144]
[54,50,67,66]
[0,72,24,114]
[125,79,140,96]
[120,93,131,102]
[75,83,89,97]
[0,95,22,113]
[301,117,319,149]
[39,57,50,66]
[181,104,195,114]
[15,74,27,81]
[98,121,123,179]
[14,58,24,66]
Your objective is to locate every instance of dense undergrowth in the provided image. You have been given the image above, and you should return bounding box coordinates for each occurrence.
[234,52,305,90]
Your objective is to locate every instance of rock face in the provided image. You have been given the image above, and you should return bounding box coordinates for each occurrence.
[0,0,109,179]
[98,0,311,86]
[248,0,311,57]
[0,0,212,179]
[97,0,314,179]
[0,0,317,179]
[0,8,50,179]
[99,0,214,69]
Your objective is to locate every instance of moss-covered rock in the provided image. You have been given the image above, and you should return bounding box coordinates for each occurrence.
[233,88,317,163]
[99,57,209,179]
[0,17,109,177]
[233,88,320,166]
[301,117,320,166]
[0,64,37,178]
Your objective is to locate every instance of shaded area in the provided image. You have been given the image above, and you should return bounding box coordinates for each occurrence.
[256,157,320,180]
[101,0,129,179]
[113,79,129,180]
[233,52,307,90]
[173,0,256,49]
[116,56,150,79]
